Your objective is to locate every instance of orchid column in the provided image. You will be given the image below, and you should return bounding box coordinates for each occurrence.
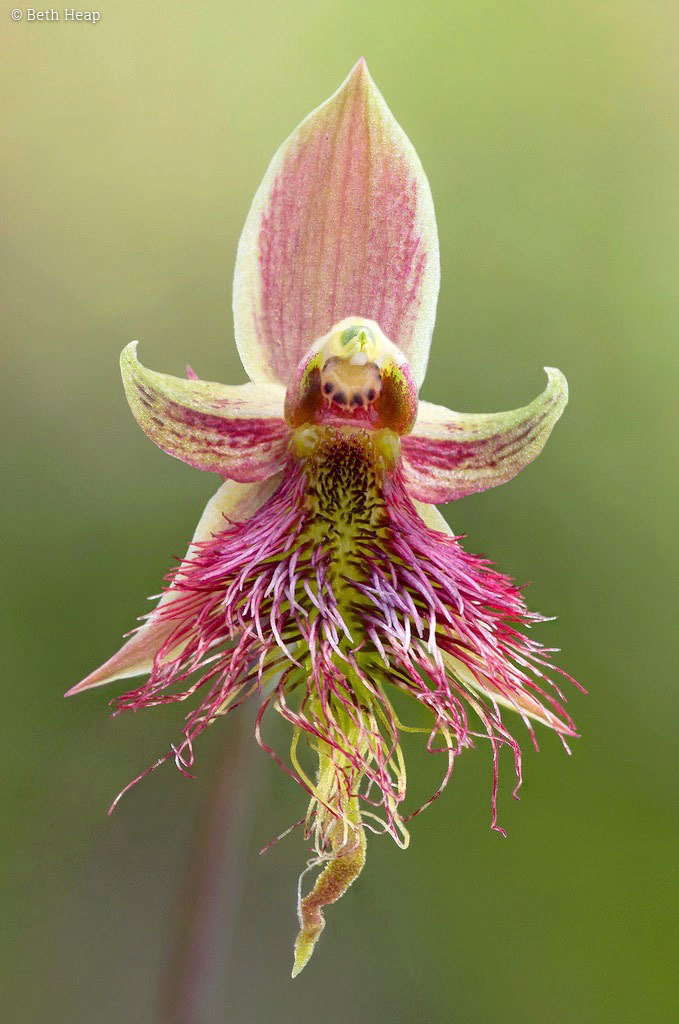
[68,60,578,977]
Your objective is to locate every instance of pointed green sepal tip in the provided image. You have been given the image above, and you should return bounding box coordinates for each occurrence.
[542,365,569,409]
[291,816,366,977]
[292,928,320,979]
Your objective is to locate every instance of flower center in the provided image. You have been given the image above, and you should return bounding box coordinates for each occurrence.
[284,317,418,435]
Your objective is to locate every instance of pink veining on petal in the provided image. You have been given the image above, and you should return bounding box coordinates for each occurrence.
[127,381,290,482]
[401,419,543,502]
[244,61,434,384]
[402,371,568,503]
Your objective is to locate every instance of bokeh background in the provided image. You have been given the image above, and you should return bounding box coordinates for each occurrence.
[2,2,677,1022]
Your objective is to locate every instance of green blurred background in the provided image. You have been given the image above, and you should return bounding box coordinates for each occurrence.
[2,2,677,1021]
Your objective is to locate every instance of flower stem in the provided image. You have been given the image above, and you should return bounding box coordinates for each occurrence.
[159,709,258,1023]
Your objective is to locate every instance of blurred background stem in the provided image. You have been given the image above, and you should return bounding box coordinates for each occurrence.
[159,708,259,1024]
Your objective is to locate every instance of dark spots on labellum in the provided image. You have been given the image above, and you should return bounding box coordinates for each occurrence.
[306,428,387,550]
[333,392,347,406]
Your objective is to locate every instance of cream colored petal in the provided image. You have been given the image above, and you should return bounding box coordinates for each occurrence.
[402,368,568,503]
[121,342,289,480]
[65,475,281,696]
[443,651,574,735]
[412,499,452,533]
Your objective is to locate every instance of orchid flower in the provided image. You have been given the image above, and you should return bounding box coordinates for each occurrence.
[68,60,579,977]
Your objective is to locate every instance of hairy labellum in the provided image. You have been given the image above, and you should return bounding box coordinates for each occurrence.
[112,423,577,969]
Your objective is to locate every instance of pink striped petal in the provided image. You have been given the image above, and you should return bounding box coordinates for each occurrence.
[233,58,439,388]
[65,476,281,695]
[121,342,289,481]
[402,368,568,503]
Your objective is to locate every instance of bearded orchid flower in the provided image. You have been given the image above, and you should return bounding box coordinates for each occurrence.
[68,59,579,977]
